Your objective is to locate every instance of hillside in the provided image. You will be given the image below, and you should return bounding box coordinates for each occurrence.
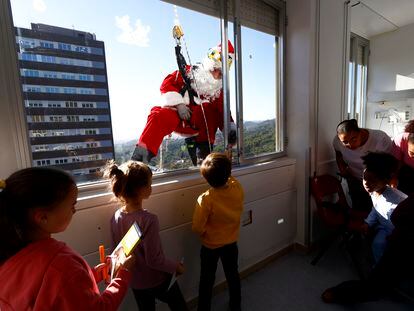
[115,119,276,170]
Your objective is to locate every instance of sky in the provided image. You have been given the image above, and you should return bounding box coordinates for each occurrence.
[10,0,276,142]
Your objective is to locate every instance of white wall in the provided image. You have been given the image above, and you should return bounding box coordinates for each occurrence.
[315,0,349,171]
[369,23,414,94]
[286,0,314,246]
[286,0,348,244]
[366,23,414,136]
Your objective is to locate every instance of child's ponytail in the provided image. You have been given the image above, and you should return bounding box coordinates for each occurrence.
[104,160,152,202]
[104,160,126,200]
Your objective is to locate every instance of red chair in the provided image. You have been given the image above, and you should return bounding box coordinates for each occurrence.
[310,174,368,274]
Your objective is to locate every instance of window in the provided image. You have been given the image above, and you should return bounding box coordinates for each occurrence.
[21,53,37,61]
[43,72,58,78]
[85,129,97,135]
[40,41,54,49]
[31,130,47,137]
[75,46,89,53]
[49,116,63,122]
[22,69,39,77]
[347,33,369,125]
[31,115,45,122]
[8,0,285,183]
[66,101,78,108]
[67,115,80,122]
[58,43,72,51]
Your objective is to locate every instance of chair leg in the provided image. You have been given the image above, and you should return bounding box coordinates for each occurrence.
[345,233,369,280]
[311,234,340,265]
[311,246,330,265]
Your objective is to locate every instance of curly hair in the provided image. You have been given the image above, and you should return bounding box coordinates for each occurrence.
[361,152,398,181]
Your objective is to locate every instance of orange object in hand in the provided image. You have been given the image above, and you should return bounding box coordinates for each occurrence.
[99,245,109,283]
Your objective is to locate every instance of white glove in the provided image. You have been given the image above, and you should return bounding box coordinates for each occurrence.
[177,104,192,120]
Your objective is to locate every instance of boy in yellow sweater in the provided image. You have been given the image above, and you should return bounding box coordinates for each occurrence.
[192,153,244,311]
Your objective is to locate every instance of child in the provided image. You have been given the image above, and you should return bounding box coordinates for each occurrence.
[361,152,407,263]
[322,195,414,304]
[105,160,188,311]
[0,167,133,310]
[192,153,244,311]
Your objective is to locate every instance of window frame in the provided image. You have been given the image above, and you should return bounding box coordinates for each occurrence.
[346,32,369,126]
[2,0,286,193]
[231,0,286,165]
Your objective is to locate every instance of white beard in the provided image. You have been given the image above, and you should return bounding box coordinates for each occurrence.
[190,66,222,101]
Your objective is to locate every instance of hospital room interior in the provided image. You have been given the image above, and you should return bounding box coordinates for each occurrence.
[1,0,414,310]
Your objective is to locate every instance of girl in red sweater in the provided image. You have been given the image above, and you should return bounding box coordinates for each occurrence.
[0,167,134,311]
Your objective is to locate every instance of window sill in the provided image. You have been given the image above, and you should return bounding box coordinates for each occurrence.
[76,157,296,211]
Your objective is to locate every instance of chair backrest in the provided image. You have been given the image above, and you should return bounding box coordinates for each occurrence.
[310,174,349,209]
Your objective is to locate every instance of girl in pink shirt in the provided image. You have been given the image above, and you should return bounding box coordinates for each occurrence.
[105,160,188,311]
[392,120,414,194]
[0,167,133,311]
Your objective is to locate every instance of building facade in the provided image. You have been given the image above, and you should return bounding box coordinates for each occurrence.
[16,23,114,182]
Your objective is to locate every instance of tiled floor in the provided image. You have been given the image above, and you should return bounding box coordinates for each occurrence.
[190,242,413,311]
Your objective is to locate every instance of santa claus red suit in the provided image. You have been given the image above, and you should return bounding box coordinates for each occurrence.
[132,41,236,164]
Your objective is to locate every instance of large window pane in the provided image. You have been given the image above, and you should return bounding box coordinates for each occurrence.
[10,0,224,181]
[240,27,279,158]
[8,0,285,183]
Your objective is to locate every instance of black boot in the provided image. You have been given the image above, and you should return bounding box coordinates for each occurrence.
[185,137,198,166]
[131,145,155,164]
[197,142,213,164]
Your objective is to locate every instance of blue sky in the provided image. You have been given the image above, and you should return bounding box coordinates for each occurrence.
[10,0,276,142]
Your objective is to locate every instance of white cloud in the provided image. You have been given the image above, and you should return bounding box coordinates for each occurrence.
[115,15,150,47]
[33,0,47,12]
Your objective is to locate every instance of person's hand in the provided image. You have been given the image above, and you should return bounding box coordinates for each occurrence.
[177,103,191,120]
[112,247,135,276]
[92,262,108,283]
[117,254,135,275]
[176,262,185,276]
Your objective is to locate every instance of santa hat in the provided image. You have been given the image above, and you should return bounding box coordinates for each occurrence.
[203,40,234,71]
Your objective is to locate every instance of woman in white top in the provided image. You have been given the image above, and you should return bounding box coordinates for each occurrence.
[333,119,393,212]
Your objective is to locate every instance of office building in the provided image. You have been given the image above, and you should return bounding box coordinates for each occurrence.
[16,23,114,181]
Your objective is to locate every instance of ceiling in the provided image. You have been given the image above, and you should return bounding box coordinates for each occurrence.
[350,0,414,39]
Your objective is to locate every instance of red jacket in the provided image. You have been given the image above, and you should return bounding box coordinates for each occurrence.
[0,238,131,311]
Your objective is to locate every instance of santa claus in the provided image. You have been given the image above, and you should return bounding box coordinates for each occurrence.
[131,41,237,165]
